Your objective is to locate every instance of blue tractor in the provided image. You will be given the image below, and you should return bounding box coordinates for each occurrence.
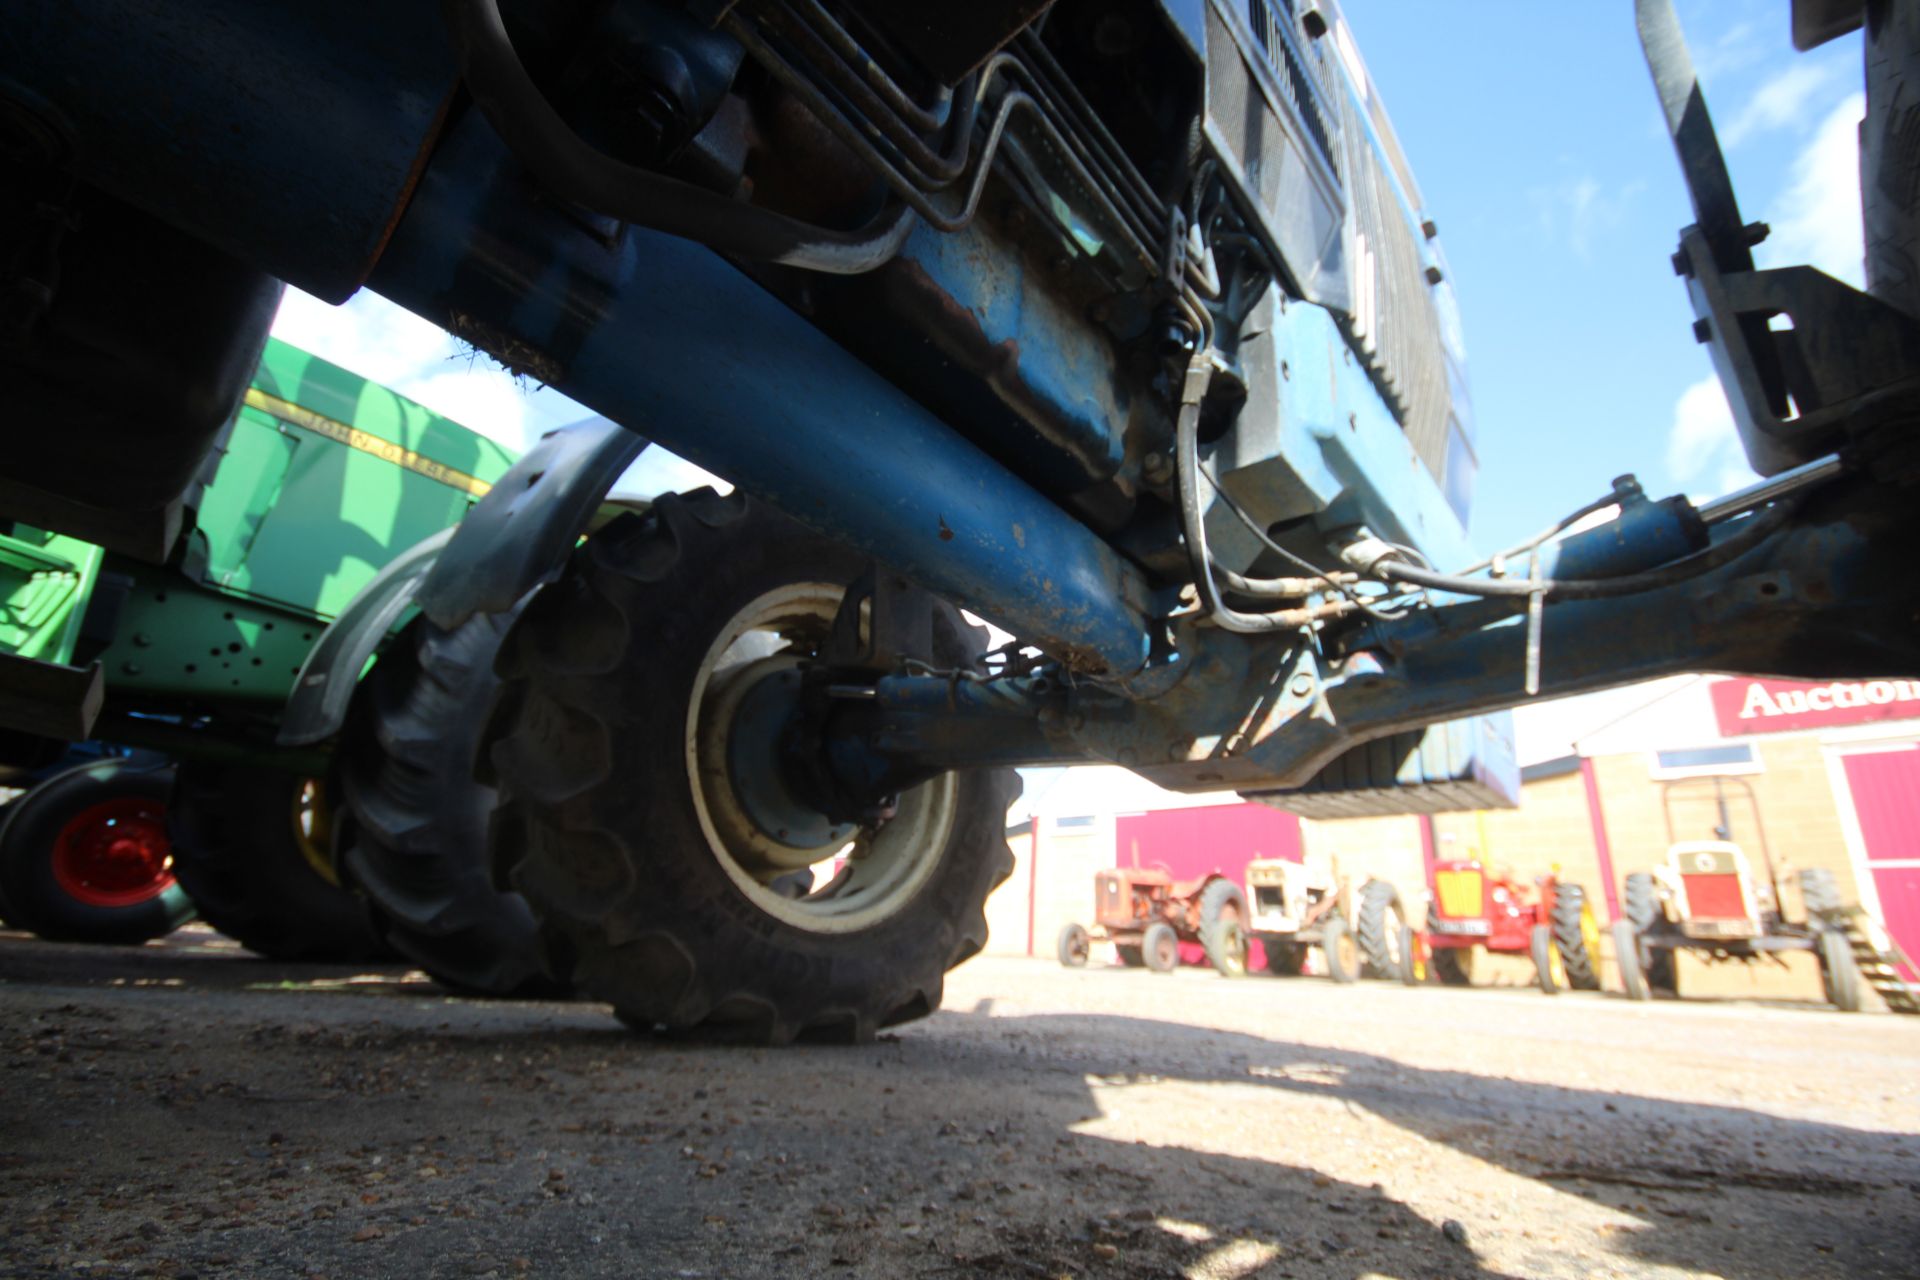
[0,0,1913,1040]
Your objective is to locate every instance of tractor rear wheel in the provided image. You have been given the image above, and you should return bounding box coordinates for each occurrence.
[1261,939,1305,976]
[483,492,1019,1042]
[1818,928,1864,1012]
[1199,879,1250,977]
[1320,915,1360,983]
[1355,879,1409,980]
[1799,867,1843,921]
[1141,922,1179,973]
[0,757,193,944]
[168,765,389,961]
[1612,919,1651,1001]
[1115,944,1146,968]
[1550,883,1602,990]
[1057,922,1090,968]
[1623,871,1677,994]
[1623,872,1660,930]
[337,611,562,997]
[1430,944,1474,987]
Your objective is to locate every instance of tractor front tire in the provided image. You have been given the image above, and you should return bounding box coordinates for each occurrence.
[1141,922,1180,973]
[1398,923,1424,985]
[1532,923,1563,994]
[1818,928,1864,1012]
[168,765,388,962]
[1320,915,1360,984]
[0,757,192,944]
[1612,919,1651,1001]
[1430,944,1474,987]
[483,493,1018,1043]
[337,611,562,997]
[1550,883,1602,990]
[1057,922,1090,968]
[1199,878,1250,977]
[1355,879,1409,980]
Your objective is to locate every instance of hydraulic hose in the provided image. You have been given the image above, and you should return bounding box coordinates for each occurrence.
[1366,496,1800,601]
[1176,357,1323,633]
[441,0,917,274]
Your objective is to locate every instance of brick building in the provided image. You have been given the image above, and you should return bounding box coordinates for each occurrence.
[995,675,1919,1003]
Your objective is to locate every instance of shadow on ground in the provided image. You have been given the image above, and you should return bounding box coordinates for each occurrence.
[1,932,1914,1279]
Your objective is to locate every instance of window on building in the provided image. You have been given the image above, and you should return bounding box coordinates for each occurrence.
[1053,815,1096,829]
[1648,743,1761,779]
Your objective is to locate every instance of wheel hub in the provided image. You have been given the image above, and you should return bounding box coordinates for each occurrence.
[686,582,959,934]
[701,657,856,871]
[50,798,174,908]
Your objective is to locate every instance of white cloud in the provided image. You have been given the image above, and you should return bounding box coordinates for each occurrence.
[1758,90,1865,285]
[272,286,731,491]
[1529,175,1645,260]
[1666,373,1760,496]
[1690,18,1767,83]
[270,288,462,391]
[1722,58,1844,147]
[389,366,530,450]
[610,447,732,500]
[272,287,536,449]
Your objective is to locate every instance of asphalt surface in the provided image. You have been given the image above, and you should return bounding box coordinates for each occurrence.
[2,925,1916,1279]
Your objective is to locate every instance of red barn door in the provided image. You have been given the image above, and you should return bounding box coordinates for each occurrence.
[1840,745,1920,983]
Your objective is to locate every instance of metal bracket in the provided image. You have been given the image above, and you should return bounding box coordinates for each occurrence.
[821,566,938,674]
[1639,0,1920,475]
[1679,226,1920,473]
[0,651,103,741]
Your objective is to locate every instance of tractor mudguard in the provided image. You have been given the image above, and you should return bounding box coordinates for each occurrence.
[276,419,646,747]
[276,529,452,747]
[412,417,647,633]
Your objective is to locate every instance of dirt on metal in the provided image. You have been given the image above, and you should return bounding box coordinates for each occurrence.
[1,926,1916,1279]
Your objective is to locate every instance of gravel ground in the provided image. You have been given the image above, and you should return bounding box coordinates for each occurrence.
[2,925,1916,1280]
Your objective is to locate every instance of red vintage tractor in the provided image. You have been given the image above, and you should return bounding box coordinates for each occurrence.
[1419,860,1600,993]
[1056,867,1236,974]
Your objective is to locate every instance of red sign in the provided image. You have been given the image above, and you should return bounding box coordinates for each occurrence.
[1711,676,1920,737]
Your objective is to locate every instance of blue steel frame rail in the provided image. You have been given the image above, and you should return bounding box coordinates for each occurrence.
[369,115,1158,676]
[819,483,1917,797]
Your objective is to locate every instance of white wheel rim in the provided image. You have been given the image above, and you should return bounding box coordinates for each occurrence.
[686,582,960,935]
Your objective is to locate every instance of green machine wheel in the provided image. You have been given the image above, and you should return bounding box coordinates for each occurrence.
[167,764,389,962]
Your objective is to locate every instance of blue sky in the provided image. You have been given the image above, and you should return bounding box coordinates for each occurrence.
[1346,0,1864,550]
[271,0,1866,555]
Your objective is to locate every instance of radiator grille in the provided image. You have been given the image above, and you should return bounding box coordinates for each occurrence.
[1335,88,1451,482]
[1244,0,1337,176]
[1433,869,1485,919]
[1681,873,1749,920]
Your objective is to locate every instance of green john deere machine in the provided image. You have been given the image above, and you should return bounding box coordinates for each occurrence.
[0,335,545,988]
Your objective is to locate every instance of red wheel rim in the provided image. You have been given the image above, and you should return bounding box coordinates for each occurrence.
[50,797,175,908]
